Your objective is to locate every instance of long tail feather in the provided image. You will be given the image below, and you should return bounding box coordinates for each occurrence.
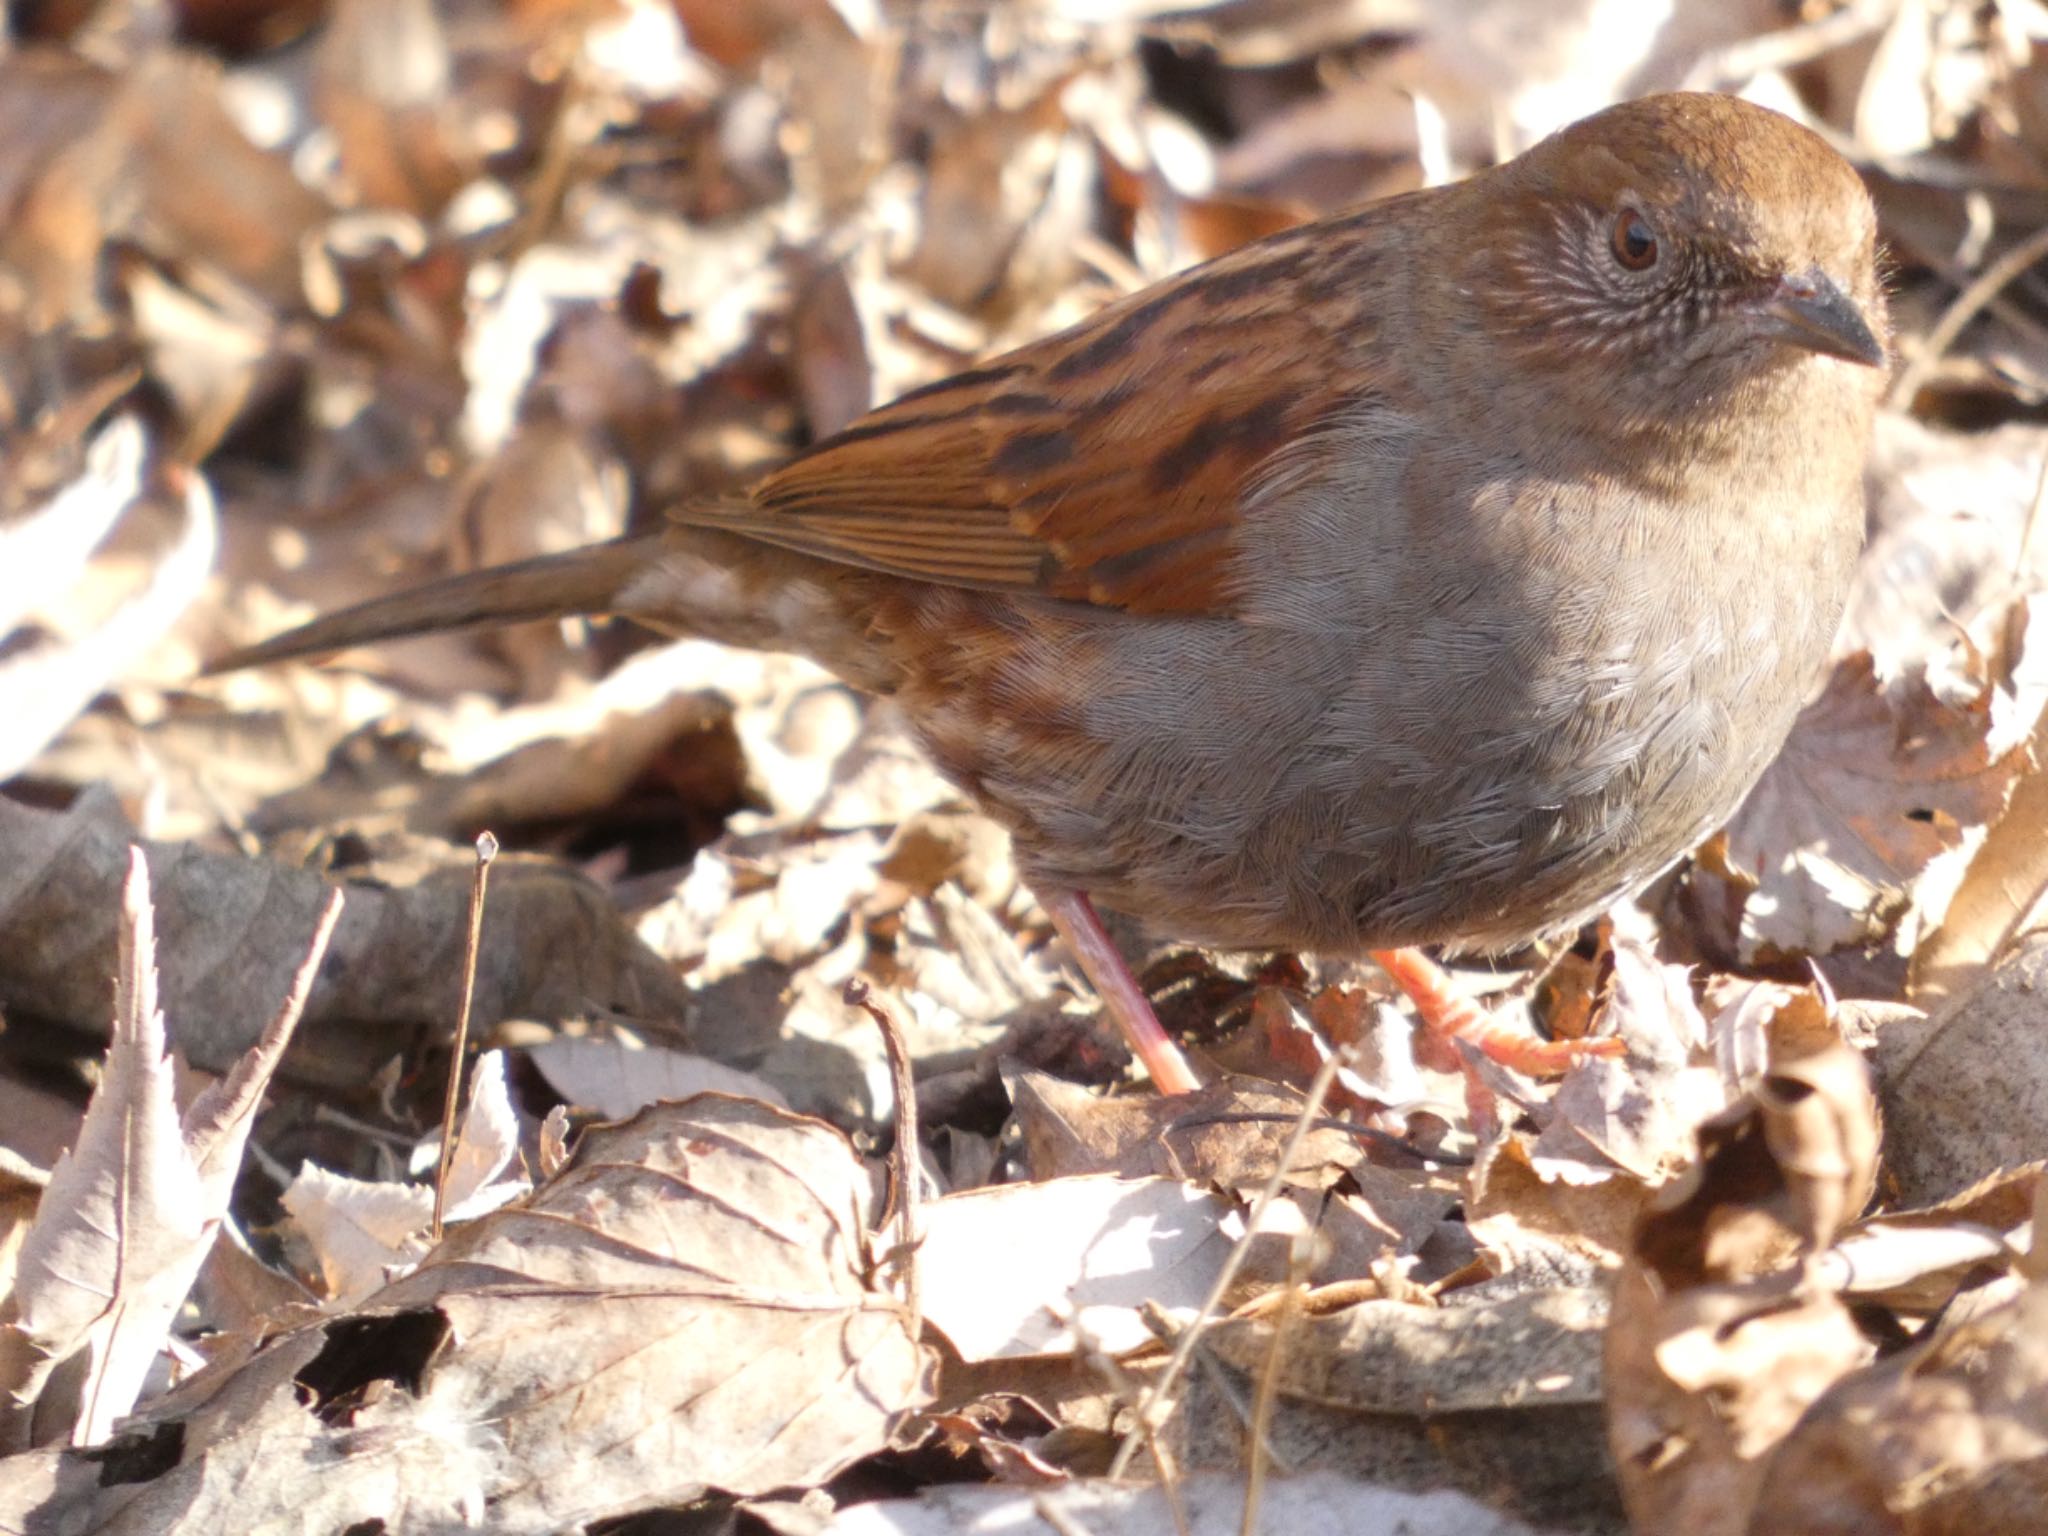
[206,536,654,674]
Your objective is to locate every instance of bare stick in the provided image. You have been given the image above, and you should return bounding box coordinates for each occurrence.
[1890,218,2048,409]
[1108,1036,1341,1479]
[1240,1230,1311,1536]
[432,831,497,1241]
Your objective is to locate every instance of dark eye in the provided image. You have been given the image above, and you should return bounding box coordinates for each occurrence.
[1610,210,1658,271]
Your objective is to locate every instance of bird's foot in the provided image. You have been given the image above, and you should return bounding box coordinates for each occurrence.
[1369,946,1623,1077]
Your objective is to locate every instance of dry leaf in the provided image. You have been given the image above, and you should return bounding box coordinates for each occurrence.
[1751,1254,2048,1531]
[527,1032,787,1118]
[1883,931,2048,1205]
[0,1095,931,1531]
[1605,1040,1882,1536]
[0,848,336,1450]
[0,790,690,1072]
[282,1051,528,1305]
[918,1175,1243,1360]
[0,417,218,782]
[1702,650,2033,963]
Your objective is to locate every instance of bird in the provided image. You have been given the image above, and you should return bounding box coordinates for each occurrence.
[212,92,1888,1095]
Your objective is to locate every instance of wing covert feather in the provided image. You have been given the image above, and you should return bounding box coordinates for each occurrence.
[679,209,1402,615]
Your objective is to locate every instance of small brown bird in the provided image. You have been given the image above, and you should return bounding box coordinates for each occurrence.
[216,93,1887,1093]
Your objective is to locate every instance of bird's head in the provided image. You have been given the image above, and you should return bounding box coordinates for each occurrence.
[1461,93,1887,432]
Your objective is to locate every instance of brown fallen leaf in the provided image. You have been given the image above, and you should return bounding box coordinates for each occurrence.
[1007,1069,1365,1187]
[1908,703,2048,1004]
[0,789,691,1073]
[0,1094,931,1531]
[1605,1040,1881,1536]
[1695,647,2035,965]
[1751,1171,2048,1533]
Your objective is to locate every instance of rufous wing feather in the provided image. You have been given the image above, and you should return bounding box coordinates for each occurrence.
[680,210,1397,616]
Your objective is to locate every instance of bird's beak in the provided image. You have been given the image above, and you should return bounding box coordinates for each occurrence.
[1762,268,1886,367]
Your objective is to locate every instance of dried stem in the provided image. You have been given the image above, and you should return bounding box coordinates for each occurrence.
[432,831,497,1241]
[844,976,922,1334]
[1107,1034,1341,1480]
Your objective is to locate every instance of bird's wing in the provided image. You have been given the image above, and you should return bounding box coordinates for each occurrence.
[678,211,1395,616]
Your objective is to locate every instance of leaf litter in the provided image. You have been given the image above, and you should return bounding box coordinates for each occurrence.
[5,1,2048,1533]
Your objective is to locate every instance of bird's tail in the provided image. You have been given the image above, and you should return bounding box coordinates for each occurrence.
[206,535,653,674]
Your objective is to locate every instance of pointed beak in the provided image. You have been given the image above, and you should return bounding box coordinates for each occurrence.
[1761,267,1886,368]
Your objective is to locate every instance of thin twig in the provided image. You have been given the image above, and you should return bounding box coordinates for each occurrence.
[844,976,921,1334]
[432,831,497,1241]
[1072,1312,1194,1536]
[1682,0,1898,90]
[2016,448,2048,584]
[1107,1041,1343,1480]
[1890,217,2048,409]
[1240,1231,1312,1536]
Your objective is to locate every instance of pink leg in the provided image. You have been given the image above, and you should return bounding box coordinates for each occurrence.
[1040,888,1202,1094]
[1370,946,1623,1076]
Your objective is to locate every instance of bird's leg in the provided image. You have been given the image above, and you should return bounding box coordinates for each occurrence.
[1369,946,1624,1077]
[1040,888,1203,1094]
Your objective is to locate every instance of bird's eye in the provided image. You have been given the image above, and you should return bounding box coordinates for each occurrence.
[1610,211,1658,271]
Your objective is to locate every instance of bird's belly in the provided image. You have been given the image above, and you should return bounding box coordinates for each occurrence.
[899,585,1801,957]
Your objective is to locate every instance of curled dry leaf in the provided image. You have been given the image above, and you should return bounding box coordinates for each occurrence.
[1605,1039,1881,1536]
[1820,1163,2041,1312]
[0,414,141,638]
[1749,1216,2048,1531]
[0,1094,931,1533]
[282,1051,530,1306]
[1542,936,1723,1183]
[1908,702,2048,1004]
